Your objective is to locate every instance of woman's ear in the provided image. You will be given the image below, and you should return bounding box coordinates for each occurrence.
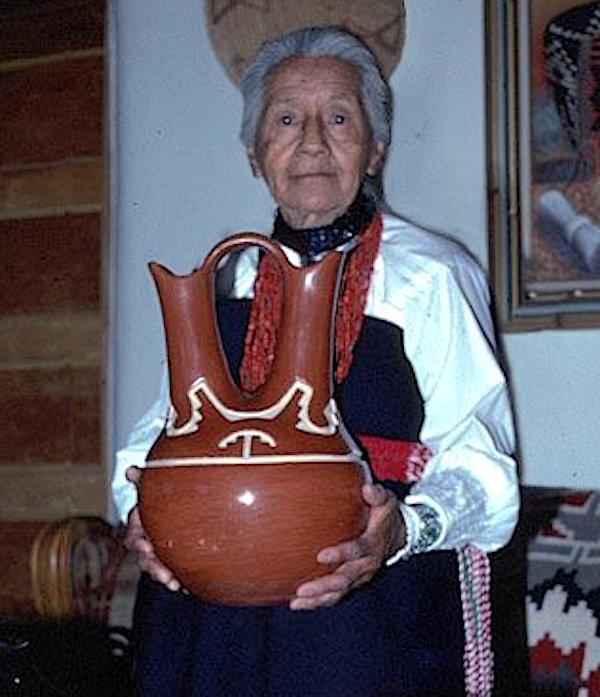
[366,142,387,177]
[247,149,262,178]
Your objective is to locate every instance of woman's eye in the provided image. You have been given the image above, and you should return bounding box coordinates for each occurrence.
[281,114,293,125]
[333,114,346,124]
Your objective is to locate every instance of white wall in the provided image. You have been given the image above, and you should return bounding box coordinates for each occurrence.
[113,0,600,489]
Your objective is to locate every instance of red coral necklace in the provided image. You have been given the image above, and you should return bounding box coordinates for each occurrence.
[240,211,383,392]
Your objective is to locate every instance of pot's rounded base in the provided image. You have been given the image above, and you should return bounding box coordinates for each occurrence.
[139,462,368,605]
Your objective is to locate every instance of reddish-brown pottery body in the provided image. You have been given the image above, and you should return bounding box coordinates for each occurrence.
[138,233,369,605]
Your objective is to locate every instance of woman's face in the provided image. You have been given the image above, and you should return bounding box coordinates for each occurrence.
[249,56,385,229]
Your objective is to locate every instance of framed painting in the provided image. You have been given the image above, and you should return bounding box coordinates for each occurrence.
[486,0,600,330]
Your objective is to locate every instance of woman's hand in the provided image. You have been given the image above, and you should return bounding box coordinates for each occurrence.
[124,466,182,592]
[290,483,406,611]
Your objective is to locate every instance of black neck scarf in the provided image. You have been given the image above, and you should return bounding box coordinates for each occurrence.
[271,192,376,264]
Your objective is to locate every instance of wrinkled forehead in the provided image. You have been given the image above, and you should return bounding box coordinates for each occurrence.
[263,56,362,105]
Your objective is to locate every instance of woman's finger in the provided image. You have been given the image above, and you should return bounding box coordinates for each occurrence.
[130,537,154,556]
[140,554,181,591]
[333,555,379,586]
[126,465,142,484]
[290,590,342,611]
[290,556,378,610]
[295,571,351,599]
[316,536,370,565]
[362,483,391,507]
[295,552,377,599]
[346,567,377,591]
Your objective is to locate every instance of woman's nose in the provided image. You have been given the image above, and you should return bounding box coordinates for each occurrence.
[298,115,328,154]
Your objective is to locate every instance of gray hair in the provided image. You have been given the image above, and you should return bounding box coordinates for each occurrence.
[239,27,393,151]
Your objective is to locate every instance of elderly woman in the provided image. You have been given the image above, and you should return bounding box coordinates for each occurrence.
[113,27,518,697]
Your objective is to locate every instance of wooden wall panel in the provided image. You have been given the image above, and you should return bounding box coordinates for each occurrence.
[0,213,101,315]
[0,0,104,62]
[0,313,101,366]
[0,522,45,617]
[0,0,107,618]
[0,366,100,466]
[0,466,105,521]
[0,57,103,165]
[0,158,103,220]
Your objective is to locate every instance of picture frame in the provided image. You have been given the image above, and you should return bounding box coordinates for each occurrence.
[486,0,600,331]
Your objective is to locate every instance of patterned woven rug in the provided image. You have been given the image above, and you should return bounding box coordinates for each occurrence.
[527,490,600,696]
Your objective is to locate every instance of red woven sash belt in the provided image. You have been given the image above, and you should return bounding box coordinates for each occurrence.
[358,434,431,484]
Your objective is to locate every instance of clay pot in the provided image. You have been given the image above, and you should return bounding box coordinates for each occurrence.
[138,233,369,605]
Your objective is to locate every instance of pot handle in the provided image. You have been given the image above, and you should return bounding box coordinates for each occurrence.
[202,231,294,276]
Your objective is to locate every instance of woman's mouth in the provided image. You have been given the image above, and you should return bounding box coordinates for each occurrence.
[291,172,336,179]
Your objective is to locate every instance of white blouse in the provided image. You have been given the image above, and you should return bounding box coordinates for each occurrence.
[112,213,519,553]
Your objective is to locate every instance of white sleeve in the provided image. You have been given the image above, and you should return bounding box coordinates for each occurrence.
[111,369,171,523]
[403,257,519,553]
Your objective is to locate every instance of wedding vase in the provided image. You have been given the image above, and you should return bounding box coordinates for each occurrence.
[138,232,369,605]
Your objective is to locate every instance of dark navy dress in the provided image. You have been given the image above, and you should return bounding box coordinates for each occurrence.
[133,299,465,696]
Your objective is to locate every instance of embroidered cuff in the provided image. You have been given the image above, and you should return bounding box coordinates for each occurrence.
[385,500,445,566]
